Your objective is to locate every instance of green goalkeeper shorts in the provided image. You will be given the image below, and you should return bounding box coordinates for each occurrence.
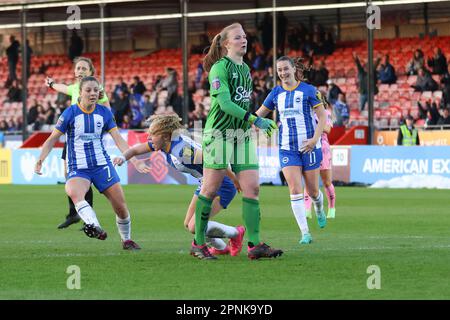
[203,130,259,173]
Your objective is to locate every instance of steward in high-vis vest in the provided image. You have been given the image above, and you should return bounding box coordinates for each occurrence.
[397,115,420,146]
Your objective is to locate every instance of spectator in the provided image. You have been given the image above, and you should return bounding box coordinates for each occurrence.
[333,93,350,127]
[27,100,40,125]
[276,12,287,53]
[287,26,304,51]
[259,13,273,53]
[353,52,381,111]
[424,110,437,130]
[411,68,438,92]
[141,94,155,119]
[264,66,275,90]
[16,117,23,131]
[441,73,450,107]
[113,77,129,100]
[44,102,56,125]
[6,35,20,87]
[130,76,146,96]
[7,119,17,132]
[0,120,9,132]
[68,30,84,61]
[7,80,22,102]
[406,49,425,75]
[34,105,46,130]
[129,97,144,129]
[326,79,343,105]
[253,78,268,111]
[322,32,335,55]
[112,90,130,127]
[188,103,207,128]
[309,60,329,87]
[437,108,450,126]
[427,48,448,75]
[24,39,33,79]
[157,68,178,107]
[397,115,420,146]
[121,114,131,129]
[194,63,204,89]
[377,54,397,84]
[418,100,440,124]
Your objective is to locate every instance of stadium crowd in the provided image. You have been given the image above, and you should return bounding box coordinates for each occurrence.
[1,19,450,134]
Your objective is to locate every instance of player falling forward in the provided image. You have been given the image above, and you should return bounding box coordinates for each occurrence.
[35,76,141,250]
[113,114,246,256]
[305,95,336,219]
[255,56,327,245]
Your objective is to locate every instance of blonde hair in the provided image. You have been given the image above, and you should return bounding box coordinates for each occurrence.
[147,114,183,137]
[73,56,96,76]
[277,56,311,82]
[203,23,243,72]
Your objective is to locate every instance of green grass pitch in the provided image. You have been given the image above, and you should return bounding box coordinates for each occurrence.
[1,185,449,299]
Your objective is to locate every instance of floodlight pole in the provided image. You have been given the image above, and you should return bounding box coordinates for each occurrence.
[100,3,106,86]
[367,0,374,145]
[21,7,28,141]
[181,0,189,125]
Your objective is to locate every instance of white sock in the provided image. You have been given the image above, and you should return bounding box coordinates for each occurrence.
[206,221,238,239]
[116,215,131,241]
[74,200,100,227]
[312,190,324,213]
[206,237,228,250]
[290,194,309,235]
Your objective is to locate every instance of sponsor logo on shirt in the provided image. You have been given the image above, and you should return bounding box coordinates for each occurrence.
[79,133,101,142]
[281,109,301,117]
[234,86,252,103]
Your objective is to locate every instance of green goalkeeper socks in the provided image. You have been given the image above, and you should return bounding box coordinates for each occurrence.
[194,195,213,246]
[242,197,261,245]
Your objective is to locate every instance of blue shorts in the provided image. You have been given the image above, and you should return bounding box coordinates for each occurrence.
[195,176,237,209]
[279,148,322,171]
[67,162,120,193]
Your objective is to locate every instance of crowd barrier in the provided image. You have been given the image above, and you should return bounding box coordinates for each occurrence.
[1,131,449,186]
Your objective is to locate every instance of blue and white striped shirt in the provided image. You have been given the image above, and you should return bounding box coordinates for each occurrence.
[55,103,117,172]
[148,135,203,180]
[263,81,323,151]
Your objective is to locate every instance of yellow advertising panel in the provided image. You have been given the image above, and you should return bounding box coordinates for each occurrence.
[375,130,450,146]
[0,148,12,184]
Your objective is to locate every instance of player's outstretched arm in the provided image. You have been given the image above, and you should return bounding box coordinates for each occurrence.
[45,76,69,95]
[112,141,151,173]
[35,129,64,175]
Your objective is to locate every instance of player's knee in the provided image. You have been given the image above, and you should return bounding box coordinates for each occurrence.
[243,184,259,198]
[289,184,302,195]
[188,221,195,234]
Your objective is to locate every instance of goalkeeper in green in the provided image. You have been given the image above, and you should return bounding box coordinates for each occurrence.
[190,22,283,260]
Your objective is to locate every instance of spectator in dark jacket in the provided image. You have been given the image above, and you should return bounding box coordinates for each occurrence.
[407,49,425,75]
[377,54,397,84]
[353,52,381,111]
[7,80,22,102]
[412,68,438,92]
[6,35,20,86]
[427,48,448,75]
[326,79,343,105]
[309,60,329,87]
[130,76,146,96]
[437,108,450,126]
[68,30,83,61]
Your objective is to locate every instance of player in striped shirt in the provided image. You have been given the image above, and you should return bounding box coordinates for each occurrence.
[255,56,328,245]
[114,114,246,256]
[45,57,110,229]
[35,77,141,250]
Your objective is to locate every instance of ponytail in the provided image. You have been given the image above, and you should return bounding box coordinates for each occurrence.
[203,23,243,72]
[203,34,225,72]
